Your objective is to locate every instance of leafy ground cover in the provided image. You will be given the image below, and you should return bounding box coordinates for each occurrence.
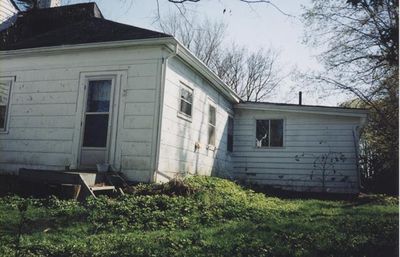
[0,176,398,257]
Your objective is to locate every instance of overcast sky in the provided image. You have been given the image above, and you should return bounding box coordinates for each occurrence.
[65,0,351,106]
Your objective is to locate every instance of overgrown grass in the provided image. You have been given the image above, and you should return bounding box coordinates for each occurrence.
[0,176,398,257]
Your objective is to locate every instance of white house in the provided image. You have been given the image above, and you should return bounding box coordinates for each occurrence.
[0,0,18,31]
[0,2,367,194]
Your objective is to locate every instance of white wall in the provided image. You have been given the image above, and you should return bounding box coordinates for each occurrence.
[0,46,163,182]
[232,108,362,193]
[0,0,17,25]
[0,0,16,22]
[156,56,234,182]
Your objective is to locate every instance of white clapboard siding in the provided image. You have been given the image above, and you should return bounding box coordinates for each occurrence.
[156,57,234,181]
[9,116,75,128]
[4,47,162,70]
[123,115,154,129]
[1,128,74,140]
[121,142,152,157]
[0,152,71,166]
[12,91,77,105]
[0,140,72,153]
[0,0,17,24]
[232,108,361,193]
[0,46,162,180]
[125,76,158,90]
[13,80,78,93]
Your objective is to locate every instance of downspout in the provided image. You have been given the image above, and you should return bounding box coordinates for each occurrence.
[151,43,179,183]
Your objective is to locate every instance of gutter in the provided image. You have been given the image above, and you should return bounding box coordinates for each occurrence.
[235,103,369,118]
[0,37,177,57]
[173,41,241,104]
[151,43,178,183]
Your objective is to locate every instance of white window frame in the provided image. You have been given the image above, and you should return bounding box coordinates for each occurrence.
[0,77,14,134]
[255,118,285,148]
[177,81,194,122]
[207,100,217,148]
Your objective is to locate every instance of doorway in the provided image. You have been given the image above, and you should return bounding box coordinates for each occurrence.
[79,78,115,169]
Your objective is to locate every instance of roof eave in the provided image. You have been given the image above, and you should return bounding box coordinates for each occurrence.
[0,37,176,57]
[0,36,241,104]
[235,103,369,118]
[173,40,241,104]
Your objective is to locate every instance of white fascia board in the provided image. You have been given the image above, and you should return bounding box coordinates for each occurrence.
[0,37,177,58]
[172,40,241,104]
[235,103,369,118]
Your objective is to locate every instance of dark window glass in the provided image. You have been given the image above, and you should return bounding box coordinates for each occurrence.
[208,105,216,145]
[180,100,192,116]
[86,80,111,112]
[0,81,11,130]
[0,106,5,129]
[180,87,192,103]
[270,119,284,147]
[227,117,234,152]
[208,126,216,146]
[179,86,193,117]
[83,114,109,147]
[256,119,283,147]
[209,105,216,125]
[256,120,269,147]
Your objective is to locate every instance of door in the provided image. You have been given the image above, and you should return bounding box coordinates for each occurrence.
[79,79,114,169]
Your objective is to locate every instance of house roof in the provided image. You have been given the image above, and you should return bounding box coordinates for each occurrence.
[0,3,241,104]
[0,3,171,50]
[235,101,368,118]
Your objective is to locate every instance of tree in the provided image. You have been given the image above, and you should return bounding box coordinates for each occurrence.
[302,0,399,194]
[158,12,227,67]
[158,13,282,102]
[14,0,292,17]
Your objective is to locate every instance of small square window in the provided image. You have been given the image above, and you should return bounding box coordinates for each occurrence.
[179,84,193,118]
[256,119,283,147]
[0,79,12,131]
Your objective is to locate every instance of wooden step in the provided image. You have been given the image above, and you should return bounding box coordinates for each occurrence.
[89,185,116,192]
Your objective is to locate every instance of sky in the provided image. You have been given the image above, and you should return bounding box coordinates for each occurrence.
[64,0,351,106]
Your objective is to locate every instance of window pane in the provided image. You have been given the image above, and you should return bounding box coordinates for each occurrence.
[209,105,216,125]
[227,117,234,152]
[180,87,193,103]
[208,125,216,145]
[270,119,284,147]
[83,114,109,147]
[0,81,10,130]
[179,86,193,117]
[256,120,269,147]
[86,80,111,112]
[0,106,6,129]
[0,82,10,105]
[180,100,192,116]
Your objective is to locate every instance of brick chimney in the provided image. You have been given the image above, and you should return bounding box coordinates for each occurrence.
[38,0,61,8]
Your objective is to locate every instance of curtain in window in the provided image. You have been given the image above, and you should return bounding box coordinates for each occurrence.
[86,80,111,112]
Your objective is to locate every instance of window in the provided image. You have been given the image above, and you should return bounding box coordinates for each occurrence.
[0,79,12,131]
[208,104,216,146]
[179,84,193,118]
[82,80,112,147]
[256,119,284,147]
[227,116,234,152]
